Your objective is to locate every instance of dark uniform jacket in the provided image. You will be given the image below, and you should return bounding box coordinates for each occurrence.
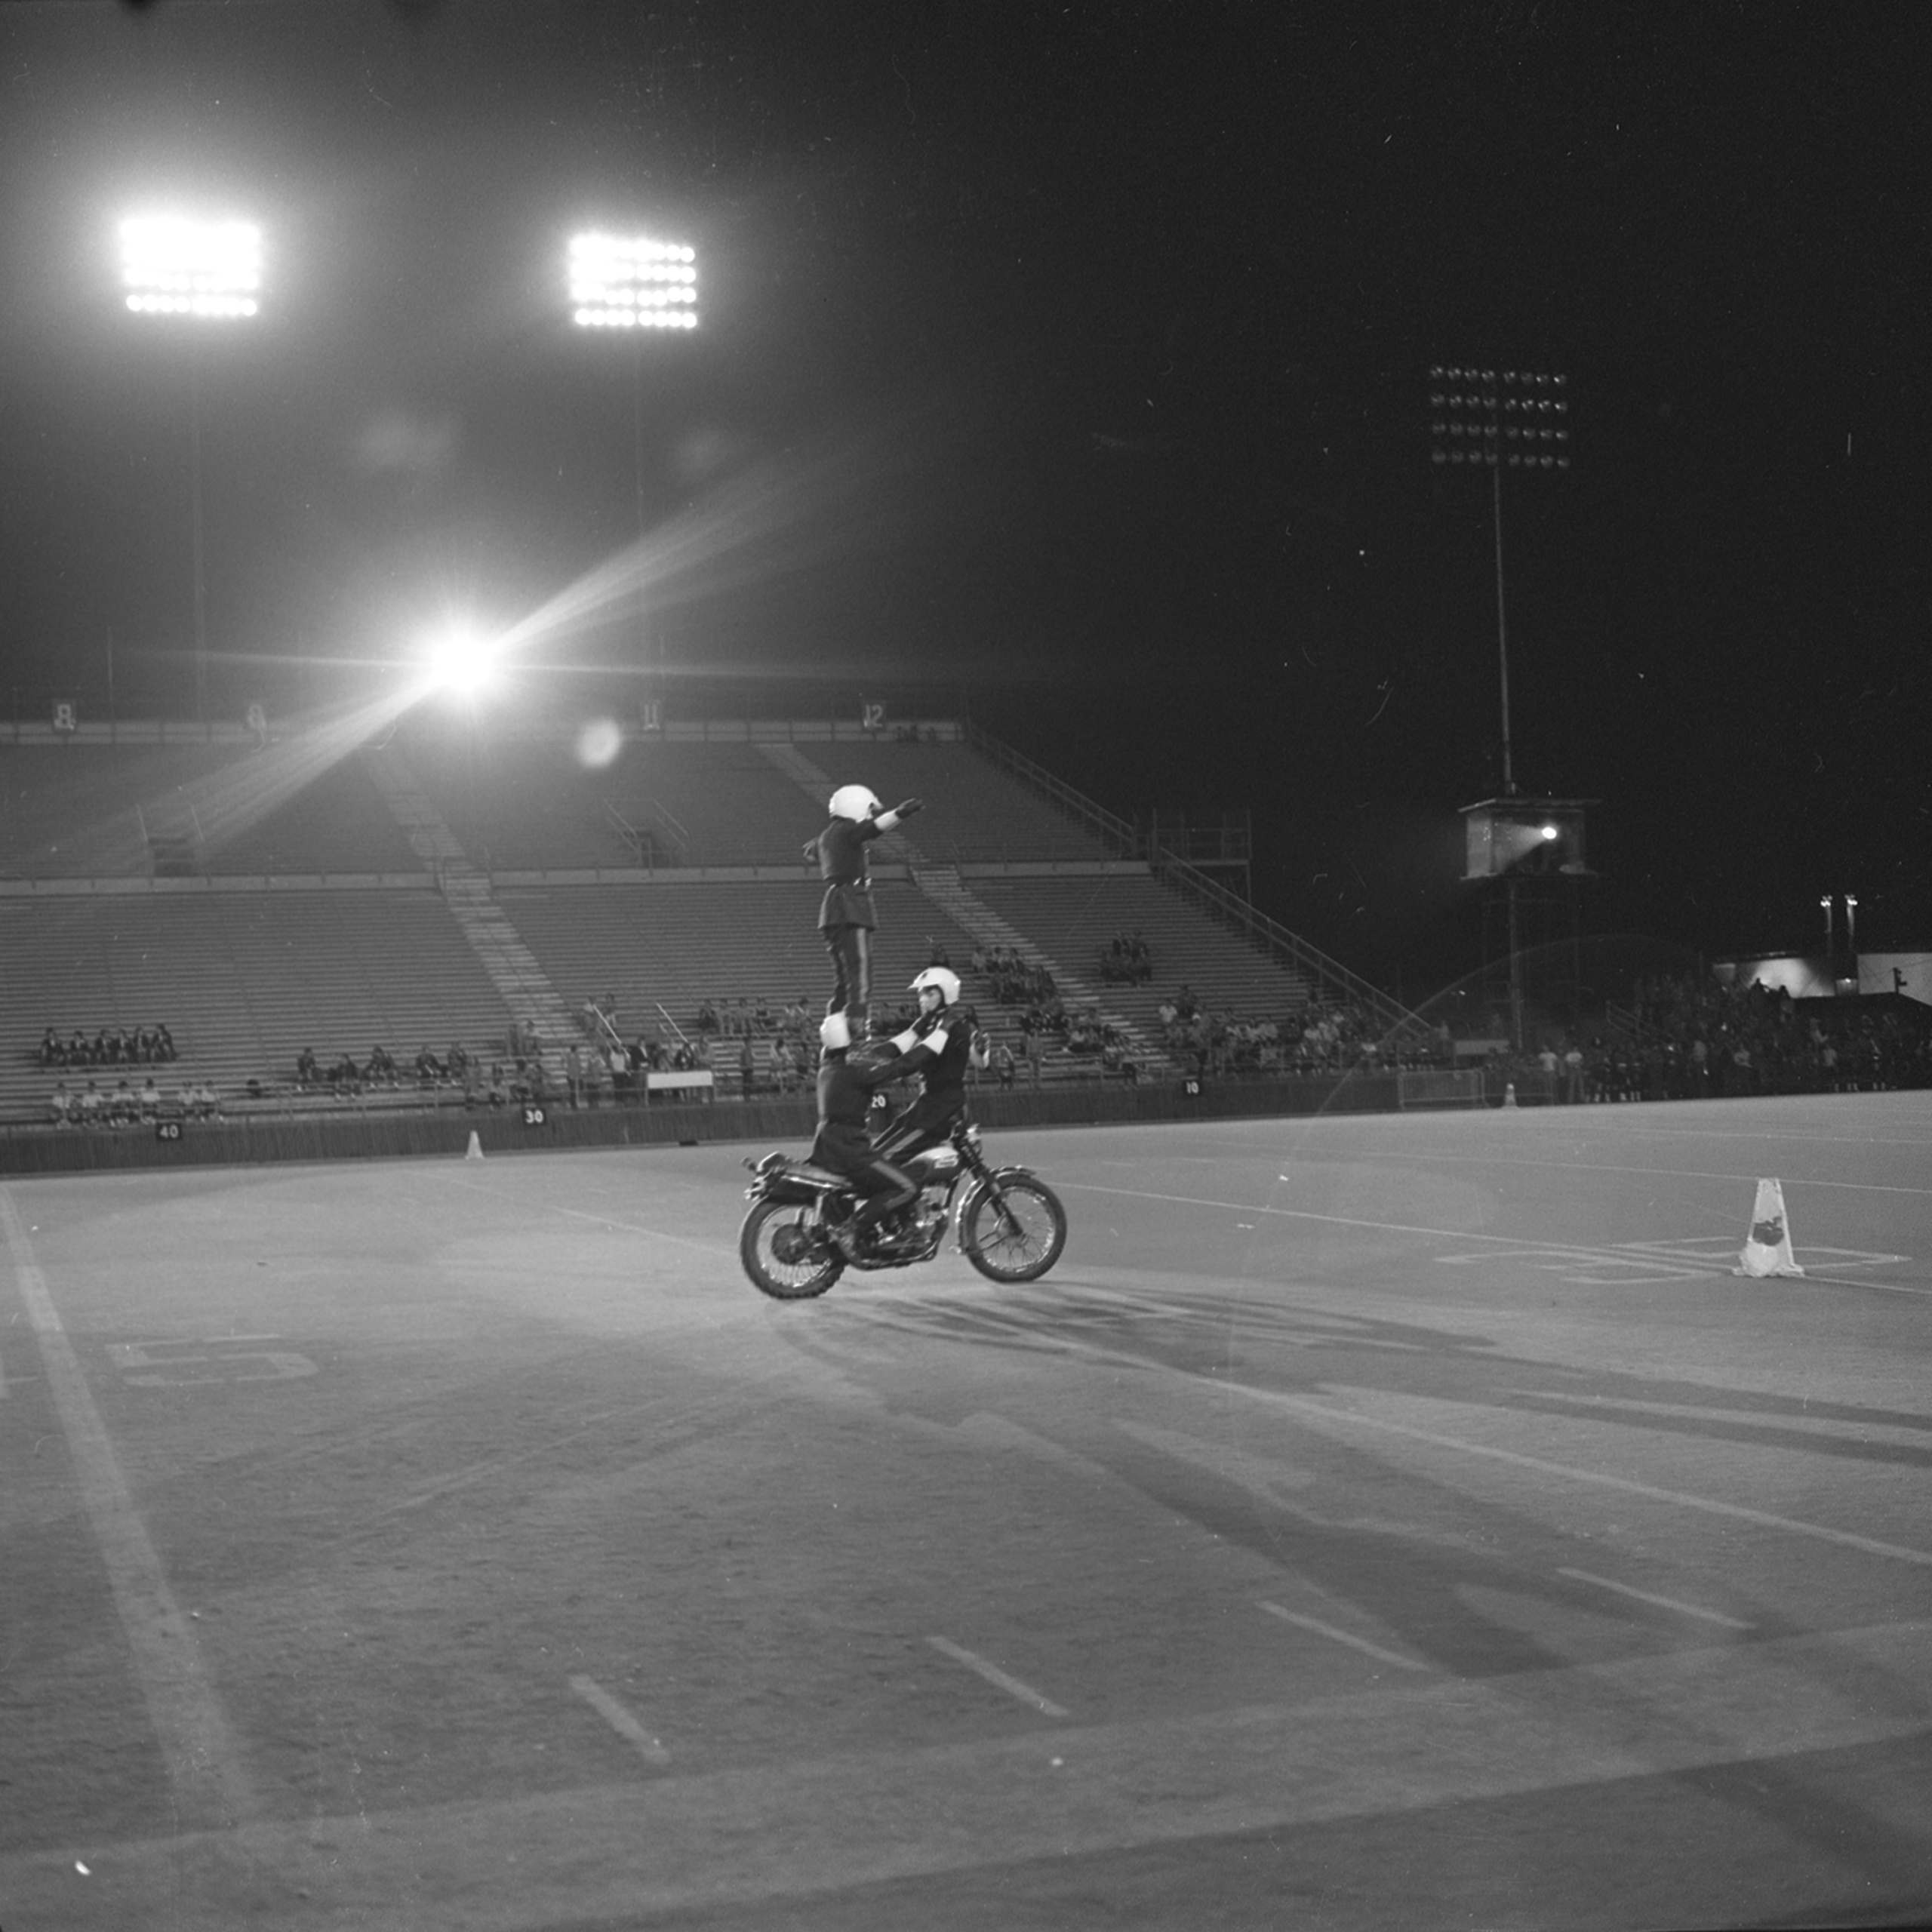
[808,817,887,932]
[809,1053,903,1175]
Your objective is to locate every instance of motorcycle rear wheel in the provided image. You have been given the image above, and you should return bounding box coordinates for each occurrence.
[740,1200,844,1299]
[960,1176,1066,1283]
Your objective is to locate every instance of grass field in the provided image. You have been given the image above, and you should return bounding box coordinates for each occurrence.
[3,1094,1929,1930]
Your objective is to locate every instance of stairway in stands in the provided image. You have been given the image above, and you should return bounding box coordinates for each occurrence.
[758,744,1169,1070]
[361,745,579,1077]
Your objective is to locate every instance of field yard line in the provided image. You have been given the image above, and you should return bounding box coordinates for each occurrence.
[1555,1569,1754,1630]
[927,1635,1069,1717]
[6,1618,1929,1930]
[1220,1384,1932,1568]
[1351,1149,1932,1198]
[568,1675,672,1765]
[1063,1181,1925,1291]
[0,1186,260,1829]
[1257,1601,1430,1670]
[1062,1180,1641,1256]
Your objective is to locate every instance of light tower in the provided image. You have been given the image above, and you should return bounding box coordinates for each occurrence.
[568,232,700,722]
[119,214,263,726]
[1432,365,1577,1049]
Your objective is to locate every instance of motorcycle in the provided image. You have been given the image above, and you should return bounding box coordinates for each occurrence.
[739,1115,1067,1299]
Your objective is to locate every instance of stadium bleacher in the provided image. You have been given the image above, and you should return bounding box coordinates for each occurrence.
[0,718,1387,1124]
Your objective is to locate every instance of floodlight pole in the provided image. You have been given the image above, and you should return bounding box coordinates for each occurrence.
[119,215,261,731]
[1491,460,1512,796]
[1430,365,1571,1054]
[189,352,208,726]
[567,230,699,706]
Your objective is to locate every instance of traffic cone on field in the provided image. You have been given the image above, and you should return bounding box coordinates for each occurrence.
[1503,1081,1518,1108]
[1735,1177,1802,1277]
[465,1130,485,1161]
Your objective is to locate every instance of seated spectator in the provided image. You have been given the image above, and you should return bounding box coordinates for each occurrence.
[139,1075,162,1121]
[155,1022,177,1062]
[296,1046,319,1086]
[414,1044,445,1084]
[447,1040,469,1082]
[367,1044,397,1084]
[77,1079,104,1127]
[695,998,719,1035]
[109,1078,137,1126]
[40,1026,62,1067]
[48,1080,72,1126]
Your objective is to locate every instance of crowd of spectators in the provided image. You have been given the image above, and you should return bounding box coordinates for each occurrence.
[49,1073,217,1128]
[294,1041,475,1096]
[39,1023,176,1068]
[1549,973,1932,1100]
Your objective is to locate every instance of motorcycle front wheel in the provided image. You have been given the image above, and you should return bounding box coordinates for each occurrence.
[740,1200,844,1300]
[959,1176,1066,1283]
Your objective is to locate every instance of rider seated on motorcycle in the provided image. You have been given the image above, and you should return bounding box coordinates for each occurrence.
[865,968,989,1174]
[811,1012,921,1257]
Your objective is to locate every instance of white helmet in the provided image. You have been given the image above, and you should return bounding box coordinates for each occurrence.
[820,1012,853,1053]
[829,784,882,823]
[910,966,960,1007]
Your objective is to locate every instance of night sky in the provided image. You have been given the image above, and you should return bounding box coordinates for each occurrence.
[1,0,1927,995]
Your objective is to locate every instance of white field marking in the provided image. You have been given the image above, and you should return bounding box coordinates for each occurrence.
[8,1620,1932,1926]
[569,1675,672,1765]
[1556,1568,1754,1631]
[1803,1278,1932,1299]
[1355,1146,1932,1198]
[1434,1246,1730,1287]
[1220,1385,1932,1569]
[0,1187,259,1828]
[1257,1601,1429,1671]
[1507,1387,1932,1448]
[866,1255,1932,1574]
[1069,1180,1927,1295]
[1066,1180,1695,1263]
[1620,1238,1906,1271]
[442,1173,735,1260]
[927,1636,1068,1718]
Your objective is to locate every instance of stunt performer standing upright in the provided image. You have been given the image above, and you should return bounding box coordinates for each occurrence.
[808,784,923,1040]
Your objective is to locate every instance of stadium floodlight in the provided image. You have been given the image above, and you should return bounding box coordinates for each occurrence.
[118,214,264,727]
[569,229,698,712]
[568,232,698,330]
[120,215,262,319]
[422,623,502,699]
[1428,365,1573,799]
